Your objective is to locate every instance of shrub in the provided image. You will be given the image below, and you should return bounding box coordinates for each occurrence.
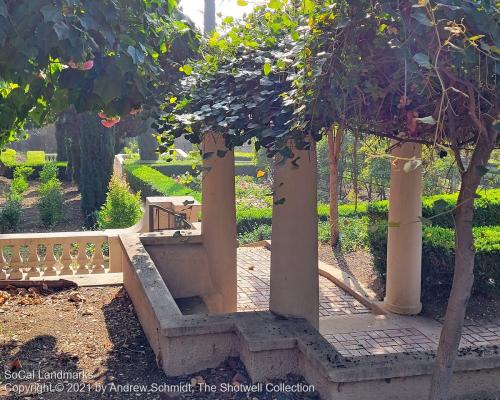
[318,216,369,252]
[98,174,143,229]
[238,224,272,245]
[0,149,17,166]
[367,188,500,228]
[236,202,367,235]
[0,192,22,232]
[38,178,64,228]
[39,163,59,184]
[26,151,46,164]
[125,164,201,201]
[367,222,500,299]
[10,166,33,194]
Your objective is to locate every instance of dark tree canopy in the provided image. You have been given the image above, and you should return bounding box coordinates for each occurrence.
[0,0,197,147]
[158,0,498,164]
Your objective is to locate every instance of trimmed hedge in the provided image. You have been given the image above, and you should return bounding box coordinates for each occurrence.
[0,149,68,180]
[26,151,46,164]
[125,159,257,178]
[0,149,17,165]
[125,164,202,202]
[237,202,367,235]
[368,222,500,299]
[367,188,500,228]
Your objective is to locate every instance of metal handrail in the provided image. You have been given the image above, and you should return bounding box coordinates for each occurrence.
[148,204,193,232]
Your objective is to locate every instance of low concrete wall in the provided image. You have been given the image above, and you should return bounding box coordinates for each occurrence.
[120,233,500,400]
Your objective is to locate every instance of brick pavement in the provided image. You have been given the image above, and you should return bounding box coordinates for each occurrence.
[237,247,370,317]
[237,247,500,358]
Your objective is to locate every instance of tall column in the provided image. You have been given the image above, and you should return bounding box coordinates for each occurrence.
[384,142,423,315]
[270,142,319,329]
[201,133,237,313]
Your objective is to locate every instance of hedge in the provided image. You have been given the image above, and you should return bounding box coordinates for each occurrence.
[368,222,500,299]
[26,151,46,164]
[367,188,500,228]
[125,159,257,177]
[0,149,17,166]
[1,149,68,180]
[125,164,202,202]
[237,202,367,235]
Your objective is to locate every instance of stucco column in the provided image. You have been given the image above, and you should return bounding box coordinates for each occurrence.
[270,142,319,329]
[384,142,423,315]
[201,133,237,313]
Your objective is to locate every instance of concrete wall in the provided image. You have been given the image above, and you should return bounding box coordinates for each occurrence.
[120,233,500,400]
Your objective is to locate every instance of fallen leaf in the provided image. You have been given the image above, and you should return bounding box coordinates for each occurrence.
[69,293,85,303]
[5,358,22,372]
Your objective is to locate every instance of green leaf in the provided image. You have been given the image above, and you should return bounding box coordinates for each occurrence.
[237,0,248,6]
[416,115,436,125]
[53,21,70,40]
[268,0,282,10]
[40,5,60,22]
[127,46,144,64]
[413,11,434,26]
[0,0,7,18]
[413,53,432,69]
[180,64,192,75]
[263,62,272,76]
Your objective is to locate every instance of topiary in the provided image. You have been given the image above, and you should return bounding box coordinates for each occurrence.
[97,174,143,229]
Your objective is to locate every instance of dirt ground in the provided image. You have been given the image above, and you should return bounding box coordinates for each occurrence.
[0,177,85,233]
[318,243,500,322]
[0,286,319,400]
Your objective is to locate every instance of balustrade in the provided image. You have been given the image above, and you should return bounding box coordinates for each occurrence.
[0,232,121,280]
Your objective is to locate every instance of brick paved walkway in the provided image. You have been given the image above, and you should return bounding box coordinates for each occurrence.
[237,247,369,317]
[237,247,500,358]
[323,321,500,358]
[323,328,436,357]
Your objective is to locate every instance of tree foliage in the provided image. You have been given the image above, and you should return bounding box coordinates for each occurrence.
[158,0,498,160]
[0,0,196,148]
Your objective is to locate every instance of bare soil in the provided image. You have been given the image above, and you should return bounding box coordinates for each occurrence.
[0,177,85,233]
[0,286,319,400]
[318,243,500,322]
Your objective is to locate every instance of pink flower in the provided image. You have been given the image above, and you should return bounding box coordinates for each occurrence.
[66,59,94,71]
[81,60,94,70]
[100,115,121,128]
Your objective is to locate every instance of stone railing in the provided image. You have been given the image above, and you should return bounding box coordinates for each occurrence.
[0,231,124,280]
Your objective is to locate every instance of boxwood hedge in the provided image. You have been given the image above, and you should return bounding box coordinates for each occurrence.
[368,222,500,299]
[125,164,202,202]
[367,188,500,228]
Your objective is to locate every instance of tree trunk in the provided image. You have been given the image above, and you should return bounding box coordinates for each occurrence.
[429,129,497,400]
[328,125,343,247]
[352,131,359,211]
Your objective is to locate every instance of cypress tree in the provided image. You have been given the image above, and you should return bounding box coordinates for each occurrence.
[79,113,116,226]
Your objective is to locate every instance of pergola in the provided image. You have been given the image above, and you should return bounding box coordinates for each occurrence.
[201,133,423,327]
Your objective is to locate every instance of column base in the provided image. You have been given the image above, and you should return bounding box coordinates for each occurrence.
[383,298,422,315]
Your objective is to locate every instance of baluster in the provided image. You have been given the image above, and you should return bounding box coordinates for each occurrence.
[75,242,89,274]
[43,243,58,276]
[59,242,73,276]
[0,246,7,279]
[8,245,24,280]
[91,240,105,274]
[27,244,41,278]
